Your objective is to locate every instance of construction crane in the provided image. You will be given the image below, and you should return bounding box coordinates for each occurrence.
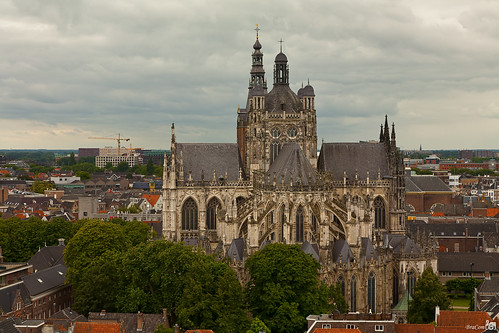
[124,144,143,157]
[88,133,130,156]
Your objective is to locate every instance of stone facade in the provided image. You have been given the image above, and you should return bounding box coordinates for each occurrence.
[162,31,435,314]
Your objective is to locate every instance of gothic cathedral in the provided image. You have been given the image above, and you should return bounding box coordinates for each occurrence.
[162,30,436,315]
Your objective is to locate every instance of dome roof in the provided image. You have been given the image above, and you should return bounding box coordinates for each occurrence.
[275,52,288,62]
[253,39,262,50]
[302,84,315,96]
[266,84,302,113]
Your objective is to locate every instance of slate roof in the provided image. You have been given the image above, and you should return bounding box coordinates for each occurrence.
[176,143,243,181]
[28,245,65,272]
[22,264,67,296]
[266,143,316,185]
[265,84,302,113]
[318,142,389,180]
[405,176,452,192]
[384,234,421,254]
[478,278,499,293]
[88,312,165,333]
[227,238,245,262]
[301,241,319,262]
[407,220,497,238]
[331,239,354,263]
[480,294,499,319]
[0,318,21,333]
[0,282,30,314]
[438,252,499,273]
[360,237,378,260]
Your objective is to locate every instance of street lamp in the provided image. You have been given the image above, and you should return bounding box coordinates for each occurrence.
[470,262,474,277]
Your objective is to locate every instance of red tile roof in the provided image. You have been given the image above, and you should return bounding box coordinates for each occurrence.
[142,194,160,207]
[184,330,214,333]
[438,310,497,329]
[395,323,434,333]
[74,322,121,333]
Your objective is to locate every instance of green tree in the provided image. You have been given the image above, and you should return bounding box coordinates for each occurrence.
[245,243,330,333]
[31,180,55,193]
[105,162,113,170]
[75,171,91,180]
[116,161,130,172]
[64,219,130,285]
[407,267,450,324]
[247,318,270,333]
[146,158,155,175]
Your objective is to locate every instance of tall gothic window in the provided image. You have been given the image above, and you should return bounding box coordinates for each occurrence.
[393,269,399,307]
[296,206,304,242]
[407,269,416,295]
[374,196,386,229]
[337,275,345,297]
[206,198,221,230]
[281,207,286,242]
[270,141,281,165]
[368,272,376,314]
[182,198,198,230]
[350,275,357,312]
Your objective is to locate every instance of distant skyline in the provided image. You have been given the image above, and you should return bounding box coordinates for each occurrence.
[1,1,499,150]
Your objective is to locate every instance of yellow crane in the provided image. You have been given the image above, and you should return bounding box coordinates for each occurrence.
[88,133,130,156]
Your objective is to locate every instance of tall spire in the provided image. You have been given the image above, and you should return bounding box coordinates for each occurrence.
[249,24,266,89]
[383,115,390,143]
[379,124,384,142]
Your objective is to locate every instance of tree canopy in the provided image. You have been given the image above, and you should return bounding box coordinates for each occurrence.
[407,267,450,324]
[245,243,340,333]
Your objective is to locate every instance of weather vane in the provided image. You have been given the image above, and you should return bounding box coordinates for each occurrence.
[255,24,260,39]
[279,38,284,52]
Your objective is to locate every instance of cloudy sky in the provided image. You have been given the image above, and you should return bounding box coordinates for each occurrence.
[1,0,499,150]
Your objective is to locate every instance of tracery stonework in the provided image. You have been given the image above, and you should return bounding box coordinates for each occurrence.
[162,30,436,315]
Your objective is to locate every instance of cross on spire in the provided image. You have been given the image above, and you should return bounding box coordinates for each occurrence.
[255,24,260,39]
[279,38,284,52]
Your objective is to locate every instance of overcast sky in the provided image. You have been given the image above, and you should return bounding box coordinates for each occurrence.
[1,0,499,150]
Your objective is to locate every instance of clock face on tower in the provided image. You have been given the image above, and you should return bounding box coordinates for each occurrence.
[287,127,298,138]
[270,127,281,139]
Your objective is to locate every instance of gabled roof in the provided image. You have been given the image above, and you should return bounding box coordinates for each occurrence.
[176,143,243,181]
[479,278,499,293]
[0,282,30,314]
[361,237,378,260]
[332,239,354,263]
[301,241,319,262]
[480,294,499,319]
[28,245,65,271]
[405,176,452,193]
[408,220,497,238]
[393,291,413,311]
[227,238,245,262]
[313,330,362,333]
[437,310,497,328]
[438,253,499,273]
[0,318,21,333]
[22,264,67,296]
[141,194,160,207]
[266,143,316,185]
[395,323,434,333]
[318,142,389,180]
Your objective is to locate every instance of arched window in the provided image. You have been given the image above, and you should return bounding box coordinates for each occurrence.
[182,198,198,230]
[296,206,304,242]
[374,197,386,229]
[281,207,286,242]
[350,275,357,312]
[393,269,399,307]
[337,275,345,297]
[206,198,221,230]
[368,272,376,313]
[407,269,416,295]
[270,141,281,165]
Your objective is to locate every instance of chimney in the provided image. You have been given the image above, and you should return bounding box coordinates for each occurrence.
[137,312,143,332]
[0,247,3,264]
[100,309,106,317]
[162,308,170,328]
[435,305,440,324]
[58,238,65,246]
[174,323,180,333]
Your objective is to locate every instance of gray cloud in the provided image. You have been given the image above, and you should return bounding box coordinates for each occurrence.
[1,0,499,149]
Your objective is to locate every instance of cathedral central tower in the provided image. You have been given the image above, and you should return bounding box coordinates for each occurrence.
[237,30,318,177]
